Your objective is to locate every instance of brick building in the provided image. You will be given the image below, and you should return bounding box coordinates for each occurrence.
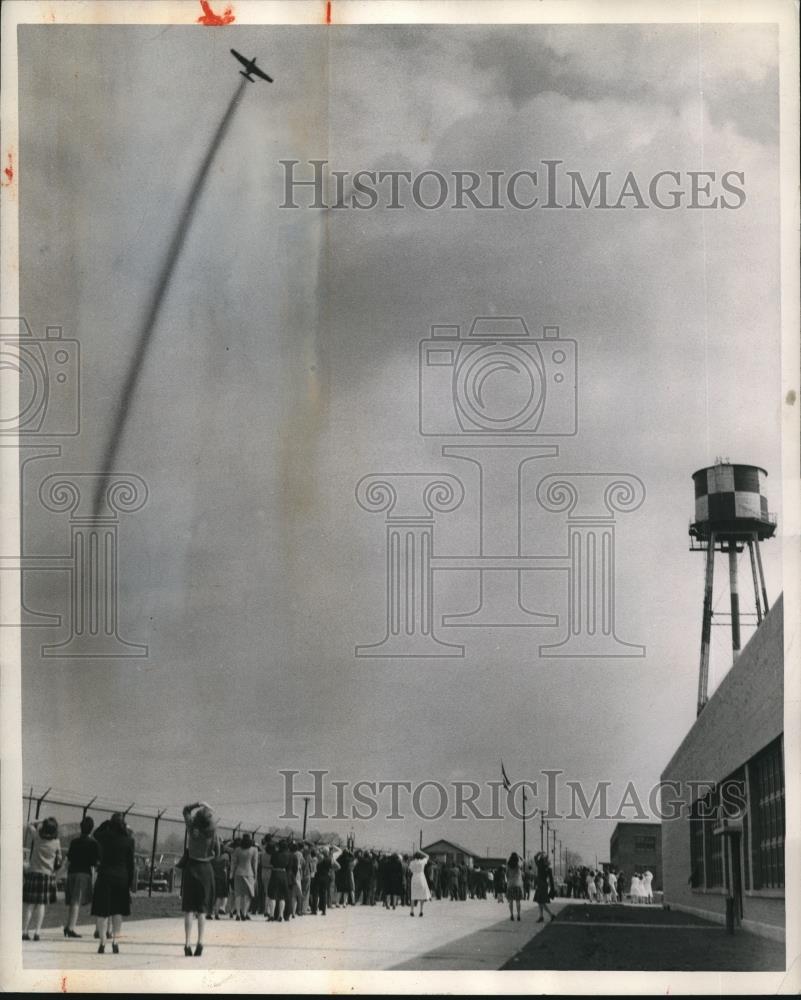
[660,595,784,941]
[609,821,662,890]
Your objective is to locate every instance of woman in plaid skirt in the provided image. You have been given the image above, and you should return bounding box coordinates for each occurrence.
[23,817,63,941]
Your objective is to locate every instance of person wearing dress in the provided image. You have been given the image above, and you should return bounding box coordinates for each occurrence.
[335,848,353,907]
[91,813,134,954]
[210,848,230,919]
[64,815,100,937]
[533,851,556,923]
[641,869,654,903]
[181,801,219,956]
[311,847,331,915]
[629,871,643,903]
[231,834,258,921]
[608,868,618,904]
[505,852,524,921]
[383,852,403,909]
[267,840,291,922]
[259,836,274,920]
[408,850,430,916]
[23,817,63,942]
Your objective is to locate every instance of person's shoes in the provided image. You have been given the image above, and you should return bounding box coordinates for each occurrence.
[510,915,514,921]
[194,944,203,957]
[235,914,240,921]
[112,943,119,954]
[214,914,219,920]
[22,933,30,941]
[33,934,40,942]
[98,943,105,954]
[536,916,544,923]
[517,914,521,921]
[64,927,81,938]
[184,945,192,957]
[550,913,556,922]
[244,914,251,921]
[419,912,423,917]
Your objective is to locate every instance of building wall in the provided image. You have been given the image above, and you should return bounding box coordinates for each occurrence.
[610,822,662,889]
[660,596,784,941]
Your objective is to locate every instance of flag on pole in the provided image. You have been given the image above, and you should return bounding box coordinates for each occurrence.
[501,760,512,791]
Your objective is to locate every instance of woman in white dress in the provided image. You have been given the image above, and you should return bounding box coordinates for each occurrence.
[408,851,430,917]
[641,869,653,903]
[628,872,643,903]
[586,870,598,902]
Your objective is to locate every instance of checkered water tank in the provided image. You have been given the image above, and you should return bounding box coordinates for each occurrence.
[691,464,775,540]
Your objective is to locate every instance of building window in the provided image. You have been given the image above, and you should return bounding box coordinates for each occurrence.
[750,736,785,890]
[634,836,656,852]
[702,787,725,888]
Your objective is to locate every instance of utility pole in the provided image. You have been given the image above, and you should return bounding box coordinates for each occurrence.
[302,797,309,840]
[522,787,527,862]
[540,813,545,853]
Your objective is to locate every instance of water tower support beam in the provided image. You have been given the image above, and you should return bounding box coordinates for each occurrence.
[754,538,769,615]
[747,538,763,624]
[697,531,716,716]
[728,545,741,655]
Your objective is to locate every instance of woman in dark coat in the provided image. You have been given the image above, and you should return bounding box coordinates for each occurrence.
[384,852,404,909]
[267,840,291,922]
[64,815,99,937]
[91,813,135,954]
[533,851,556,923]
[335,849,353,906]
[181,801,219,956]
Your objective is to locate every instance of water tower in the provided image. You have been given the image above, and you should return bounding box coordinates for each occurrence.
[690,462,776,715]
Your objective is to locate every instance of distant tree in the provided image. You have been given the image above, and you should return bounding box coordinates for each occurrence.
[564,849,583,869]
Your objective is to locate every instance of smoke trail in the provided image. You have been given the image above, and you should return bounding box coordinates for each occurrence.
[92,77,248,519]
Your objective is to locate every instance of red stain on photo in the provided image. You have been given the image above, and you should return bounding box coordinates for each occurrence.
[197,0,235,25]
[60,976,67,993]
[325,1,333,23]
[1,151,13,186]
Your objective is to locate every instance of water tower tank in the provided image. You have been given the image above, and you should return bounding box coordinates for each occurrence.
[691,463,776,541]
[690,461,776,716]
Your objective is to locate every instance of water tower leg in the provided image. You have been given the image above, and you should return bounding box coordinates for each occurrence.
[754,539,770,615]
[697,533,716,716]
[728,545,741,655]
[747,538,763,624]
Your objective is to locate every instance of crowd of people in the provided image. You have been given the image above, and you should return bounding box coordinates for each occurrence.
[22,803,653,955]
[561,865,655,904]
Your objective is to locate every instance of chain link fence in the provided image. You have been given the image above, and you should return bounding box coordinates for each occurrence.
[22,786,302,898]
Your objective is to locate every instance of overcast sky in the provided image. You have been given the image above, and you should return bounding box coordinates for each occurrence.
[18,22,782,862]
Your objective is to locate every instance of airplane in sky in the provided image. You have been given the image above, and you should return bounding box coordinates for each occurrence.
[230,49,273,83]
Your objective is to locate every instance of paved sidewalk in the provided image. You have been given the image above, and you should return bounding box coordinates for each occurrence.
[21,898,562,972]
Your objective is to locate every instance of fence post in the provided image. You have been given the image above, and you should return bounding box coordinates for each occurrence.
[149,809,166,898]
[27,787,52,852]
